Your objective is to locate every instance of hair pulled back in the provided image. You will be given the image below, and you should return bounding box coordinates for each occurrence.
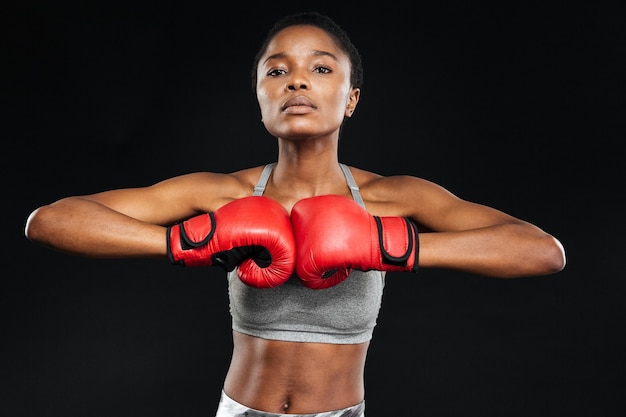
[250,12,364,93]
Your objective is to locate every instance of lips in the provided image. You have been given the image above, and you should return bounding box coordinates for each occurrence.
[282,95,316,111]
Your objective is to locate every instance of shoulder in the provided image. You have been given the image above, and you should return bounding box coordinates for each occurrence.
[229,165,271,190]
[348,165,443,200]
[150,165,270,211]
[347,165,459,217]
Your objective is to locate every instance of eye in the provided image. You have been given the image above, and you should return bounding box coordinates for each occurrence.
[267,68,286,77]
[314,66,332,74]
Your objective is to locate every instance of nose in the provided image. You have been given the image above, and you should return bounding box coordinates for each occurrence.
[288,83,308,90]
[286,68,310,90]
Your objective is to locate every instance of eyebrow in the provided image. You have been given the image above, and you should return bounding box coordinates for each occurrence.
[262,49,340,65]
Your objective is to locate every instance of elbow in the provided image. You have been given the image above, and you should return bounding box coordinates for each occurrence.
[24,206,50,244]
[540,235,567,275]
[503,234,566,278]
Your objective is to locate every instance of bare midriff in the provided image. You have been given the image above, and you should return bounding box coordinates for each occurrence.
[223,331,369,414]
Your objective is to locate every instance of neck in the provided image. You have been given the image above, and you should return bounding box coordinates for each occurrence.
[271,137,346,198]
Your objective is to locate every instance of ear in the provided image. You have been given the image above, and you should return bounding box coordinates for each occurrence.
[344,88,361,118]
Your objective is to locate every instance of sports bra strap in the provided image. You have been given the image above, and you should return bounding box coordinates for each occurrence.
[253,163,276,196]
[339,163,365,208]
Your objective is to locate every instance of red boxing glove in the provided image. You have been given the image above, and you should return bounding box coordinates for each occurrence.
[167,196,295,288]
[291,194,419,289]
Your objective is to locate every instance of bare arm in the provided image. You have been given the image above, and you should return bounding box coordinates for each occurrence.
[363,174,566,278]
[24,172,248,258]
[417,215,566,278]
[25,195,168,258]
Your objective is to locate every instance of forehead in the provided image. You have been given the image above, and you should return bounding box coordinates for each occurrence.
[261,24,349,63]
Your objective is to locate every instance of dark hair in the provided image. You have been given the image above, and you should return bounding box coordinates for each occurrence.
[250,11,364,93]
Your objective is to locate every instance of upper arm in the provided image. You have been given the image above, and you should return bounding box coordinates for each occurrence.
[82,172,249,226]
[364,175,527,232]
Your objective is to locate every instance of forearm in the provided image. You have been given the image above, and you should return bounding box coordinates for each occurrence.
[25,197,167,258]
[418,223,566,278]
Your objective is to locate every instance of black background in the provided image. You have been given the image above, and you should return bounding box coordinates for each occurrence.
[4,2,625,416]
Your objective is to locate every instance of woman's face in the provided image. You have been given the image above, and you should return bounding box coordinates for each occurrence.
[256,25,360,140]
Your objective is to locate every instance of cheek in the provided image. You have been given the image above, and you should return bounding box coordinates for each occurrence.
[328,89,351,118]
[256,90,272,116]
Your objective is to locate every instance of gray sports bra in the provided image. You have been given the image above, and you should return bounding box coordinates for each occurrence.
[227,163,385,344]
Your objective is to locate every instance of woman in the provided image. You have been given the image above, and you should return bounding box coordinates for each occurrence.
[24,11,566,417]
